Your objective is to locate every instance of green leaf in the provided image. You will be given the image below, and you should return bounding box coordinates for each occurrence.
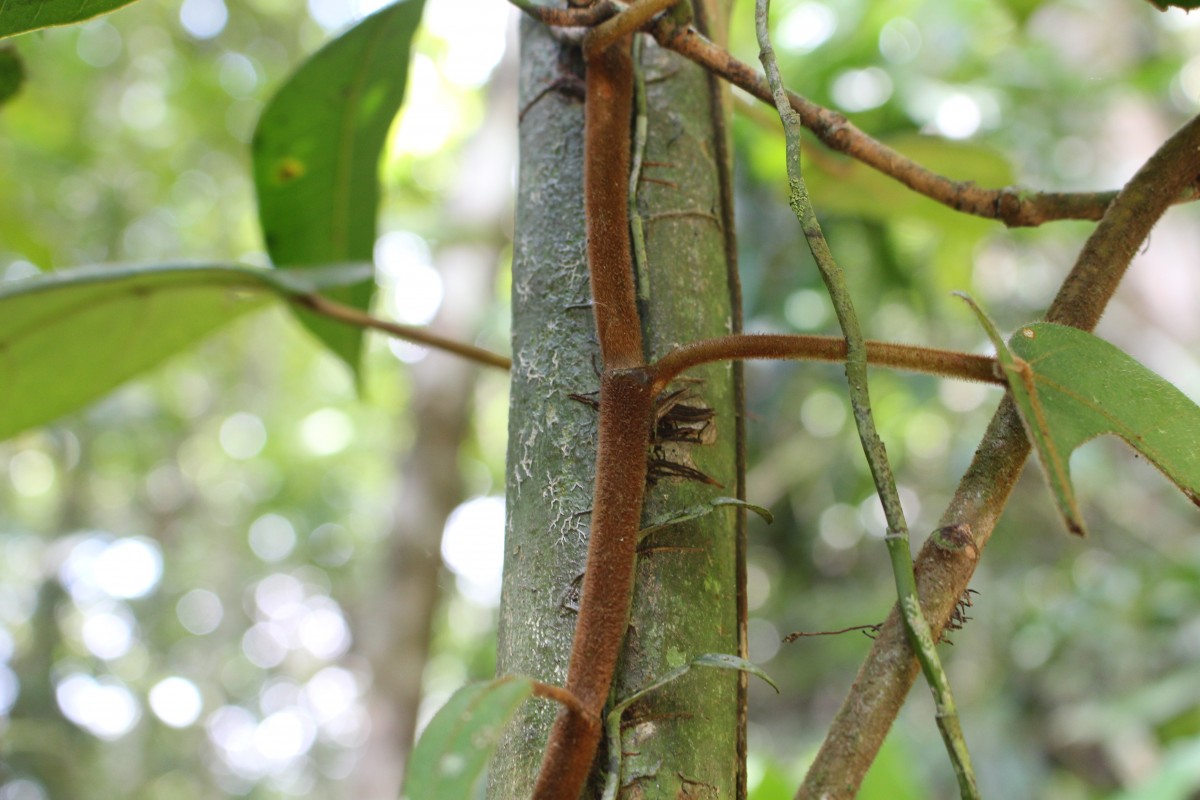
[959,294,1200,536]
[252,0,424,378]
[639,496,774,540]
[0,46,23,106]
[403,675,536,800]
[1145,0,1200,10]
[0,0,142,38]
[688,653,780,692]
[0,262,371,442]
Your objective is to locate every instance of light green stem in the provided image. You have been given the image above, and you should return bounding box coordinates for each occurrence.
[753,3,980,797]
[630,35,651,303]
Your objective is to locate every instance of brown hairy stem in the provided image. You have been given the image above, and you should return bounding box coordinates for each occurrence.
[533,24,651,799]
[650,20,1198,229]
[584,34,644,369]
[649,334,1003,394]
[533,370,654,800]
[292,293,511,370]
[799,112,1200,800]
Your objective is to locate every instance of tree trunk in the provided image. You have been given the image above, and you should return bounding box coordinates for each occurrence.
[493,5,742,796]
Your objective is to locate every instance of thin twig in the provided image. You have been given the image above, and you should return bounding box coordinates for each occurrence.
[630,34,651,302]
[800,112,1200,800]
[783,624,881,642]
[653,18,1198,228]
[532,680,597,721]
[291,293,511,370]
[648,333,1003,394]
[755,2,980,797]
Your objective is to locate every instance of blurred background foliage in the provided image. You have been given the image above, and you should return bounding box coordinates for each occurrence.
[0,0,1198,798]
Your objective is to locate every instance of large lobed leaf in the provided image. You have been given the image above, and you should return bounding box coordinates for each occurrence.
[961,295,1200,536]
[252,0,424,378]
[0,262,370,442]
[0,0,142,38]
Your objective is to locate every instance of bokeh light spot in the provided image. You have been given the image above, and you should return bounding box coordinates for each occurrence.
[8,450,55,496]
[149,676,204,728]
[179,0,229,40]
[441,496,506,606]
[249,514,297,563]
[94,538,163,599]
[176,588,224,635]
[219,412,267,460]
[933,93,982,139]
[778,2,836,53]
[298,409,354,457]
[800,389,846,438]
[56,673,141,740]
[81,606,136,660]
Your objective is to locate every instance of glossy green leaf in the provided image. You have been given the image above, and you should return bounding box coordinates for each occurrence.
[0,262,371,441]
[252,0,424,378]
[960,295,1200,536]
[402,675,536,800]
[0,0,142,38]
[0,46,23,106]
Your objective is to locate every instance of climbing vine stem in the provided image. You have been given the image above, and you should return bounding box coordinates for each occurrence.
[648,334,1003,393]
[754,1,980,797]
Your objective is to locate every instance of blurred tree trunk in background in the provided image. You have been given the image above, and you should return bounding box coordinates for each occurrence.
[6,464,90,798]
[349,42,517,798]
[492,4,745,796]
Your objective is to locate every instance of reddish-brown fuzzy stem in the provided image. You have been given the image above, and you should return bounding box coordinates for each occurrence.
[585,35,644,369]
[649,334,1003,394]
[533,24,651,800]
[532,680,597,722]
[293,293,511,370]
[532,370,654,800]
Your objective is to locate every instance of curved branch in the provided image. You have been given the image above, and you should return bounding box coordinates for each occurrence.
[799,112,1200,800]
[512,0,1199,228]
[293,293,511,370]
[652,20,1199,228]
[508,0,619,28]
[648,334,1003,394]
